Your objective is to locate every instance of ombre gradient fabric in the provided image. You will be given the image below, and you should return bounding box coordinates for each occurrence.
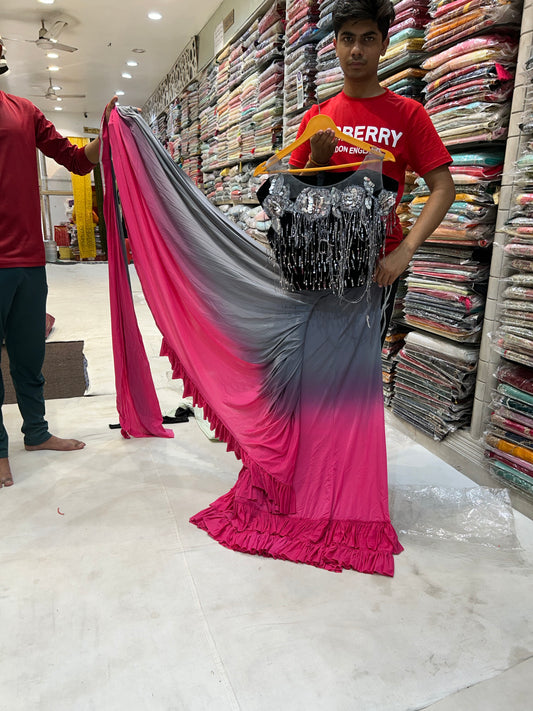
[102,107,403,575]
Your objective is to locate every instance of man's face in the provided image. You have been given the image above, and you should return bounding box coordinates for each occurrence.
[333,19,389,84]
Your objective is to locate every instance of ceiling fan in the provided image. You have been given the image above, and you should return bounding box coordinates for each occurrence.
[4,20,78,53]
[31,77,85,101]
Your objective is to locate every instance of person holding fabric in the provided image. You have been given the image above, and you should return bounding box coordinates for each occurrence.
[289,0,456,339]
[0,45,117,488]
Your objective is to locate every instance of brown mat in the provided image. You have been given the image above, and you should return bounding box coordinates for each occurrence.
[1,341,87,404]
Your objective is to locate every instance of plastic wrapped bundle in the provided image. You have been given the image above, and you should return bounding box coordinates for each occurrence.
[392,330,479,439]
[424,0,522,54]
[485,362,533,495]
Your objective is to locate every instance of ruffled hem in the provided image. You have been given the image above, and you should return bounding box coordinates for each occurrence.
[160,338,295,513]
[190,481,404,576]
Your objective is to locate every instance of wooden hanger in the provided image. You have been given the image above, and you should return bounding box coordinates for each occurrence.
[254,113,395,176]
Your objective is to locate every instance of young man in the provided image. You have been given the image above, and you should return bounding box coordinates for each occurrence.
[0,38,116,488]
[289,0,455,335]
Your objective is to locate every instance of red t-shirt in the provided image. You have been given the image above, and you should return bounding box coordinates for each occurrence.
[0,91,95,267]
[289,89,452,254]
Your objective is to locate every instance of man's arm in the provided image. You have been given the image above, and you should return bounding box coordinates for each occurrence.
[84,96,118,165]
[373,164,455,287]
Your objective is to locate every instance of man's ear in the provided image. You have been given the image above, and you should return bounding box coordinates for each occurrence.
[381,36,390,56]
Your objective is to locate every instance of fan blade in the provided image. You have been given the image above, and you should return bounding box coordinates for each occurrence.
[47,21,68,41]
[51,42,78,53]
[61,94,86,99]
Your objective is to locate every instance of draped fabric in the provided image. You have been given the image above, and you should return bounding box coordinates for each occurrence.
[101,106,403,575]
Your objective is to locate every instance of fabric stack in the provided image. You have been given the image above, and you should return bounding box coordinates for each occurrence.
[228,44,243,92]
[391,330,479,439]
[314,2,342,102]
[283,0,320,144]
[240,71,260,161]
[484,362,533,496]
[382,299,410,407]
[495,70,533,369]
[378,0,428,101]
[199,64,218,171]
[422,0,521,149]
[242,19,260,80]
[215,49,231,166]
[227,87,242,162]
[484,50,533,496]
[403,241,490,343]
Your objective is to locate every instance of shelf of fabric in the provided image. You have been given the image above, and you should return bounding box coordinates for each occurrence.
[391,330,479,440]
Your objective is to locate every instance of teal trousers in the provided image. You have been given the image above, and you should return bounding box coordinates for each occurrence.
[0,267,50,458]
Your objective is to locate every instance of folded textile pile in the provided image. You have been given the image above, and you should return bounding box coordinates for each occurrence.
[255,4,285,157]
[485,362,533,495]
[379,0,429,99]
[424,0,522,55]
[283,0,320,144]
[382,276,410,406]
[392,330,478,439]
[497,74,533,368]
[404,151,499,343]
[421,27,519,147]
[314,0,343,102]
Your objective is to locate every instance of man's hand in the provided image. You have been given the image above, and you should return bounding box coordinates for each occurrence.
[373,241,415,287]
[309,128,338,166]
[105,95,118,123]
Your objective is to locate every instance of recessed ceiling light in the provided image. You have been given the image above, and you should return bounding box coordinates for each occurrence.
[48,65,60,71]
[148,11,162,20]
[116,90,125,96]
[46,52,59,59]
[126,60,138,67]
[121,72,132,79]
[132,48,145,53]
[56,97,62,102]
[52,84,62,90]
[38,0,55,5]
[54,106,62,111]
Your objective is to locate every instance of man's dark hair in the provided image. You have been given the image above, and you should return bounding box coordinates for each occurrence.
[333,0,396,40]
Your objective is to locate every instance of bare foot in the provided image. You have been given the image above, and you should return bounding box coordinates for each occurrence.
[25,435,86,452]
[0,457,14,488]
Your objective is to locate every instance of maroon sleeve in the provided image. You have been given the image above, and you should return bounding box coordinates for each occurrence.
[405,103,452,178]
[33,106,95,175]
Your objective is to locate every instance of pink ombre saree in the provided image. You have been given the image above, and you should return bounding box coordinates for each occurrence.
[102,107,403,575]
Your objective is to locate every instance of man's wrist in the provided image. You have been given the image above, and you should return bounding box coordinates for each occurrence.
[307,156,329,168]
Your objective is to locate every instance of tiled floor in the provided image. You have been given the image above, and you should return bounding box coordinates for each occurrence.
[1,264,532,711]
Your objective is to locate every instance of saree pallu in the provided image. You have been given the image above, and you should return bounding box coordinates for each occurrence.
[102,107,402,575]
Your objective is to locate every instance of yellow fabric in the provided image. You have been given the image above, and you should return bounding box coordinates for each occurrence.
[69,136,96,259]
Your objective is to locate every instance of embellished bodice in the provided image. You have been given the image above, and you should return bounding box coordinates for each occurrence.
[257,169,398,298]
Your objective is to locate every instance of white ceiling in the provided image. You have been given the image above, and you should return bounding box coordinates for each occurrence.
[0,0,222,123]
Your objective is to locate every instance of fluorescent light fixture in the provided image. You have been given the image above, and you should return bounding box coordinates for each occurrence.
[47,52,59,59]
[54,106,62,110]
[115,90,125,96]
[148,12,162,20]
[121,72,132,79]
[38,0,55,5]
[48,65,60,71]
[126,60,138,67]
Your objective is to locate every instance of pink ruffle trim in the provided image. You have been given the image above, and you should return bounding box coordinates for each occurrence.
[161,338,295,513]
[190,476,404,576]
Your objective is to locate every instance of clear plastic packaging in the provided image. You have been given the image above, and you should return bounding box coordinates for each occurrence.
[389,486,520,550]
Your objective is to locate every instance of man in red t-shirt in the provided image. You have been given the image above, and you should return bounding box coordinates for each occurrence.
[289,0,455,336]
[0,45,116,488]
